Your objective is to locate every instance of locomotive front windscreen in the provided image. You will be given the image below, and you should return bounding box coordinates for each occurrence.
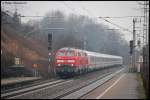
[56,51,65,56]
[66,51,75,56]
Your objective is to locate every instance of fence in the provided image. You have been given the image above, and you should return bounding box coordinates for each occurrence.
[141,44,149,98]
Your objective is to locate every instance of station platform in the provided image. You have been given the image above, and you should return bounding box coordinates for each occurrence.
[81,70,146,99]
[1,77,42,86]
[98,73,142,99]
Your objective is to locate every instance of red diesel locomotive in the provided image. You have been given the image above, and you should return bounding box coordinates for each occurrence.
[55,47,122,77]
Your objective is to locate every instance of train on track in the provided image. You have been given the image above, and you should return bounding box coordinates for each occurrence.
[55,47,123,77]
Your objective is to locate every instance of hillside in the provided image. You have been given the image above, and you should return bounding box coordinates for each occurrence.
[1,11,51,78]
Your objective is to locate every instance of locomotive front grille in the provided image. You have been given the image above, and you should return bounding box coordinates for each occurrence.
[56,65,76,74]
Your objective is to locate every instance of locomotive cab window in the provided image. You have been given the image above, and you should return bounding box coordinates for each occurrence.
[56,51,65,56]
[66,50,75,56]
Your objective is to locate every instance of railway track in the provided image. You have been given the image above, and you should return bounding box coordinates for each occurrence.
[49,72,112,99]
[1,66,125,99]
[1,78,48,93]
[49,67,125,99]
[1,79,72,99]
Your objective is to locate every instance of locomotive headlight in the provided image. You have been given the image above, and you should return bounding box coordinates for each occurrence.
[67,60,75,63]
[57,60,64,62]
[58,64,61,66]
[71,64,74,66]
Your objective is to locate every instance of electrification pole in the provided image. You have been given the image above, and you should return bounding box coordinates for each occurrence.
[129,40,133,72]
[133,18,136,72]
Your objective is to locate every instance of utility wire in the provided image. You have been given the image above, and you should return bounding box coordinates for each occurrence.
[61,1,130,35]
[20,15,63,18]
[98,16,144,18]
[61,1,78,14]
[78,3,94,17]
[76,2,133,33]
[99,17,133,33]
[136,1,149,5]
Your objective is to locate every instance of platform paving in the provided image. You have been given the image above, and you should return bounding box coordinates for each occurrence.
[99,73,139,99]
[82,72,145,99]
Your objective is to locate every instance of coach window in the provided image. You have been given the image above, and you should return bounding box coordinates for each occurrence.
[85,53,87,56]
[82,53,84,56]
[104,58,106,62]
[82,52,86,56]
[81,52,83,56]
[78,52,81,56]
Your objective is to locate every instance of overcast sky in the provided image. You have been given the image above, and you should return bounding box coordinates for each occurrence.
[1,1,144,42]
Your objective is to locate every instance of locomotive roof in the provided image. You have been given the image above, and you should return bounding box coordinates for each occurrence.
[59,47,122,59]
[59,47,76,51]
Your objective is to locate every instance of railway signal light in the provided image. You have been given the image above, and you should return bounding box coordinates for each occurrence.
[48,33,52,43]
[137,40,141,47]
[129,40,133,55]
[48,46,52,51]
[48,52,51,56]
[48,33,52,51]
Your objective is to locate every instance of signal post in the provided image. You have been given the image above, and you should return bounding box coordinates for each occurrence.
[48,33,56,76]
